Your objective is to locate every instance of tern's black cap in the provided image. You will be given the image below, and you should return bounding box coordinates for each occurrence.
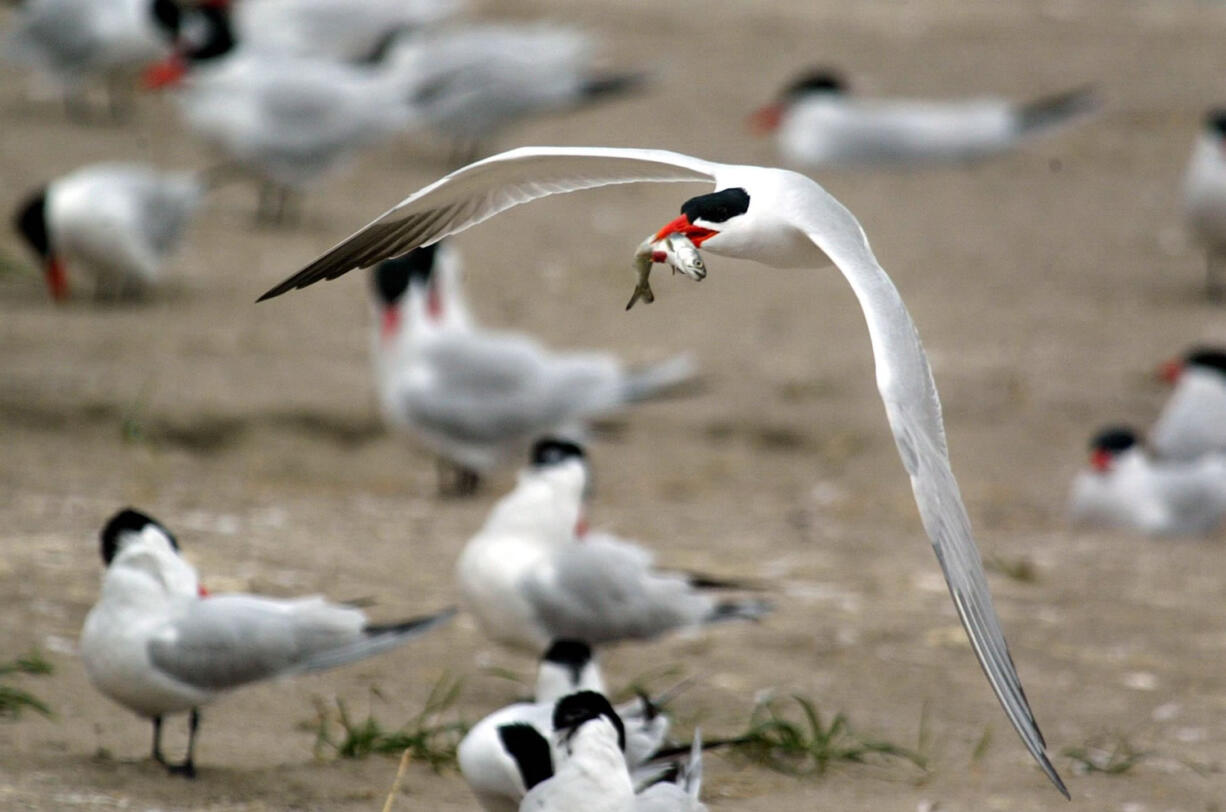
[372,244,440,304]
[552,691,625,752]
[680,187,750,225]
[497,723,553,791]
[1184,347,1226,376]
[1206,108,1226,137]
[783,68,848,99]
[531,438,586,467]
[13,189,49,260]
[541,639,593,683]
[1089,426,1138,453]
[100,508,176,566]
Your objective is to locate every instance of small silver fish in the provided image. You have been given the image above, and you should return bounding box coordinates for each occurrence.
[626,233,708,311]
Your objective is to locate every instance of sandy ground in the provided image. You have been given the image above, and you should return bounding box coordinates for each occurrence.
[3,1,1226,809]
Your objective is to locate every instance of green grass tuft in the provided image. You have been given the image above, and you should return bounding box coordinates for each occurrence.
[1062,732,1148,775]
[0,649,55,719]
[731,693,926,776]
[307,675,468,771]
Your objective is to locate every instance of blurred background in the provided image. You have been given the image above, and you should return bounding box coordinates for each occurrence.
[1,0,1224,810]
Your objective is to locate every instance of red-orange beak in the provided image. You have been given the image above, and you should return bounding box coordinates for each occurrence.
[1158,359,1182,384]
[198,583,210,598]
[653,214,718,247]
[45,256,69,302]
[380,306,401,340]
[748,103,784,134]
[142,54,187,89]
[1090,448,1114,473]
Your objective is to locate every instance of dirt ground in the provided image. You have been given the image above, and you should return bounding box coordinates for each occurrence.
[3,0,1226,809]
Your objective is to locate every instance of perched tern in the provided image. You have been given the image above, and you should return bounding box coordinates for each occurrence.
[1069,427,1226,536]
[370,243,697,494]
[1152,347,1226,460]
[750,68,1099,168]
[3,0,179,118]
[386,24,645,163]
[1184,110,1226,299]
[79,508,456,776]
[143,3,421,223]
[12,162,206,300]
[515,691,636,812]
[460,640,671,812]
[457,439,771,652]
[255,144,1067,795]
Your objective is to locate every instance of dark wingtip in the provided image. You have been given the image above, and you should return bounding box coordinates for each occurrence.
[364,606,458,637]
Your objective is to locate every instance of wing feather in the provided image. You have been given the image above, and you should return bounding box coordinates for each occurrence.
[258,147,714,300]
[790,184,1067,797]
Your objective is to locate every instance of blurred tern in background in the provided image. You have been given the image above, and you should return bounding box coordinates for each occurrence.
[3,0,179,119]
[370,243,697,495]
[79,508,455,776]
[388,24,647,165]
[234,0,462,63]
[1069,427,1226,536]
[143,3,423,224]
[255,143,1070,795]
[1183,110,1226,299]
[456,439,771,652]
[1152,347,1226,460]
[750,68,1099,168]
[12,162,207,301]
[460,640,674,812]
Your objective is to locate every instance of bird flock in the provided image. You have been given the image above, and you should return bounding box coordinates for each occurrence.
[5,0,1226,809]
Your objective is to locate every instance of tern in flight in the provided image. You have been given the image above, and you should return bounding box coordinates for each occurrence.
[256,145,1069,796]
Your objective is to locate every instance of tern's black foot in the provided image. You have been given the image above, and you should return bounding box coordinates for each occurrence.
[165,760,196,779]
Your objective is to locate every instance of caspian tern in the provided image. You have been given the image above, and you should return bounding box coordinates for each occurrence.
[1183,110,1226,299]
[143,3,422,223]
[459,640,672,812]
[1068,427,1226,536]
[370,242,697,495]
[255,144,1067,795]
[1152,347,1226,460]
[386,24,646,164]
[12,162,206,301]
[234,0,461,63]
[457,438,771,652]
[3,0,179,118]
[513,691,636,812]
[79,508,456,776]
[750,68,1099,168]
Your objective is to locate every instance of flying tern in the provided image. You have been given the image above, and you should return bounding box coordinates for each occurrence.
[12,162,206,300]
[370,242,697,494]
[255,143,1068,795]
[750,68,1098,168]
[79,508,456,776]
[1069,426,1226,536]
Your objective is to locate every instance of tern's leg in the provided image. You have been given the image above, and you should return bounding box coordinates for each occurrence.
[435,458,481,497]
[457,468,481,496]
[151,715,167,766]
[1207,251,1225,302]
[165,708,200,778]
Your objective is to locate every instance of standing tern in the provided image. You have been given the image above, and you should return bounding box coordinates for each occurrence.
[79,508,456,776]
[457,438,771,652]
[371,242,698,494]
[255,144,1068,795]
[3,0,179,118]
[143,3,422,223]
[1068,427,1226,536]
[1152,347,1226,460]
[12,162,206,301]
[1183,110,1226,299]
[750,68,1099,168]
[460,640,672,812]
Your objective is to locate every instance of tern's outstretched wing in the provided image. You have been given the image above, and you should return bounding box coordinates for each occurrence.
[789,178,1068,798]
[257,146,714,300]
